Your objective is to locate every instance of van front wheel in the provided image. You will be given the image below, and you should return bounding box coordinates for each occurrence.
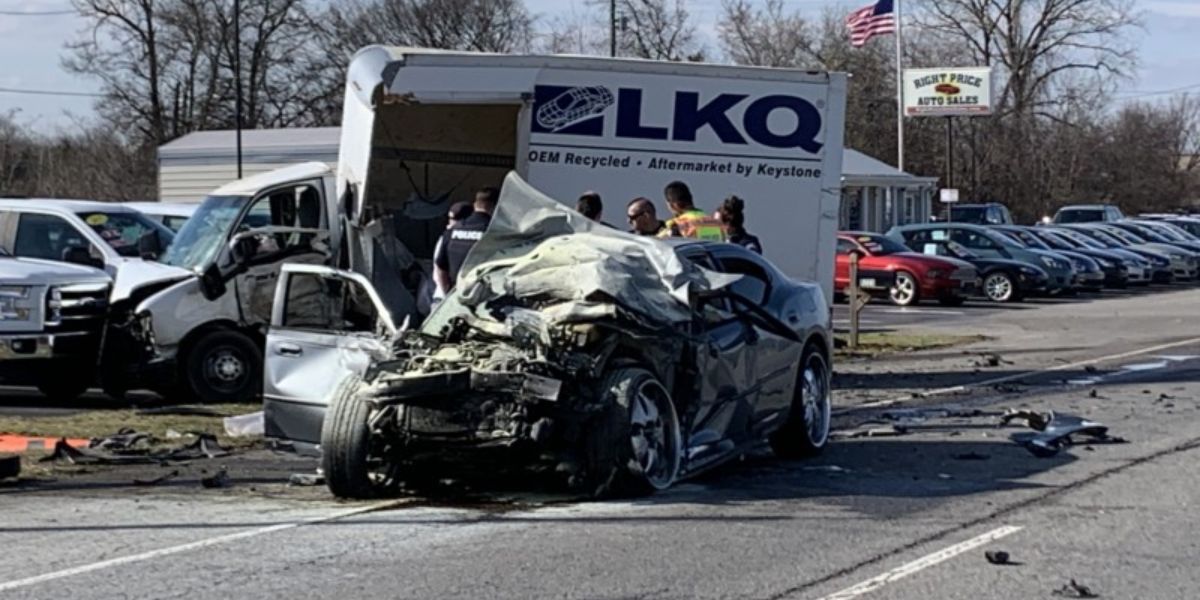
[182,330,262,403]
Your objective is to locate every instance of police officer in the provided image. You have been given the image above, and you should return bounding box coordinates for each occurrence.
[657,181,724,241]
[434,187,498,295]
[626,197,666,236]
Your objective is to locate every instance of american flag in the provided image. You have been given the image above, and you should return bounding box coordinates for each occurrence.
[846,0,896,48]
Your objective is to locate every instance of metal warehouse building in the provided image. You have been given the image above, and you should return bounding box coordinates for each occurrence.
[158,127,935,232]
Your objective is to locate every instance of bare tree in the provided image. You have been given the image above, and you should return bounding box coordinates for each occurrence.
[613,0,703,61]
[718,0,818,68]
[914,0,1139,118]
[324,0,534,57]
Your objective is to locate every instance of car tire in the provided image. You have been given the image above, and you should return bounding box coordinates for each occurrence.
[37,376,90,402]
[982,272,1021,303]
[938,295,966,307]
[583,366,682,498]
[888,271,921,306]
[769,344,832,459]
[182,330,262,403]
[322,374,398,499]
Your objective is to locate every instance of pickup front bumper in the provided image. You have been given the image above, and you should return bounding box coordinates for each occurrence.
[0,331,94,361]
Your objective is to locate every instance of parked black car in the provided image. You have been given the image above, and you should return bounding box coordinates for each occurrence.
[901,239,1050,303]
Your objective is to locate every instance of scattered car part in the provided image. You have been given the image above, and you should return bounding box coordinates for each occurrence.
[200,467,231,488]
[984,550,1011,565]
[289,472,326,486]
[1052,579,1099,598]
[133,470,180,486]
[1002,409,1126,457]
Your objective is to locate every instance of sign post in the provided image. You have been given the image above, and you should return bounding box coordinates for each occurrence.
[940,188,959,221]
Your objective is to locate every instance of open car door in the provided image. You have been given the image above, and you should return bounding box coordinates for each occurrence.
[262,264,397,449]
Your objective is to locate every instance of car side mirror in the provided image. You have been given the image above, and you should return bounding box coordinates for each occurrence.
[229,233,260,266]
[62,246,103,269]
[198,262,227,301]
[138,230,164,260]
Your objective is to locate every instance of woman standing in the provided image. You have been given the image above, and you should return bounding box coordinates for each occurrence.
[717,196,763,255]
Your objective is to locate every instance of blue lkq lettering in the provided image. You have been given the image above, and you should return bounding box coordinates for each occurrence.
[743,95,823,153]
[671,92,749,144]
[615,89,669,140]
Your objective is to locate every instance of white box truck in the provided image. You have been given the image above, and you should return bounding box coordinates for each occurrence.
[116,47,847,406]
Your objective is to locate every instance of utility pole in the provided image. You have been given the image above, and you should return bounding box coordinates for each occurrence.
[234,0,243,179]
[609,0,617,57]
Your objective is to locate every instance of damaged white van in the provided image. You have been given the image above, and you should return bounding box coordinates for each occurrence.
[117,47,847,407]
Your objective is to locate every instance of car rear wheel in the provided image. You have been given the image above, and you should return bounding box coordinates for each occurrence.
[888,271,920,306]
[583,366,682,498]
[983,272,1020,303]
[322,375,402,499]
[769,345,832,458]
[182,330,262,403]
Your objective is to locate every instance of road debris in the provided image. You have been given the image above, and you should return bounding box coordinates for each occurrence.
[984,550,1013,565]
[134,470,180,486]
[0,455,19,480]
[289,472,326,486]
[89,428,153,452]
[200,467,231,488]
[1052,579,1099,598]
[223,411,265,437]
[1001,409,1127,457]
[40,431,230,465]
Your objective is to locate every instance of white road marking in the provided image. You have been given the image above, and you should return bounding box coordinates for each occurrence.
[838,335,1200,413]
[0,500,405,593]
[1156,355,1199,362]
[1120,361,1169,372]
[817,526,1023,600]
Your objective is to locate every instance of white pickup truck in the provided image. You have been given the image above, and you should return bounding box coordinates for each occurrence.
[0,247,111,400]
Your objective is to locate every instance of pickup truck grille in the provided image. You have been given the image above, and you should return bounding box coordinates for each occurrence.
[45,283,109,335]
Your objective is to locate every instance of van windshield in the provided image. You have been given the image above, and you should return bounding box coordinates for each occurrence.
[160,195,248,270]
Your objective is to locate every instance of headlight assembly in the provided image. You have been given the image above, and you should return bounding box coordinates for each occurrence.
[0,285,34,322]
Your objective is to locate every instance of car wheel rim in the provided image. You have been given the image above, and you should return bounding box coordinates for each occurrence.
[204,347,248,392]
[890,274,915,305]
[801,353,831,447]
[629,380,681,490]
[985,274,1012,302]
[366,405,404,491]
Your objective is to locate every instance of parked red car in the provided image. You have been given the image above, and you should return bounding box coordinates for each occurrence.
[835,232,978,306]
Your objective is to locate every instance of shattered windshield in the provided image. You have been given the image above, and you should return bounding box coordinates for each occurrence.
[160,195,248,270]
[76,211,173,258]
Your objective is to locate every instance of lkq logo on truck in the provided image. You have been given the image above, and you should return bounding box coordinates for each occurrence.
[531,85,824,153]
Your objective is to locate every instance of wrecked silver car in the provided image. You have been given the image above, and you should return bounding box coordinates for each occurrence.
[263,174,833,498]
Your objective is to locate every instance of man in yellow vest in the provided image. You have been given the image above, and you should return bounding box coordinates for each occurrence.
[657,181,725,241]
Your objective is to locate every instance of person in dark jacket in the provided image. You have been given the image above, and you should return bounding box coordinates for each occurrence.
[434,187,497,295]
[717,195,762,254]
[577,191,603,222]
[626,197,666,236]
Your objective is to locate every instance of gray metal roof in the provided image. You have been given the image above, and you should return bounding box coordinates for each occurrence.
[842,149,936,187]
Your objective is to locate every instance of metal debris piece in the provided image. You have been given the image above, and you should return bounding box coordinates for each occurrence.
[984,550,1011,565]
[0,455,19,480]
[166,433,229,460]
[200,468,231,489]
[1003,410,1126,457]
[40,438,158,465]
[289,473,325,486]
[89,428,153,453]
[1084,365,1098,373]
[1052,579,1099,598]
[1088,389,1099,398]
[134,470,180,486]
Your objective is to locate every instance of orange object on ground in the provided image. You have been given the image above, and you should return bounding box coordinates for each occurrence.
[0,435,89,453]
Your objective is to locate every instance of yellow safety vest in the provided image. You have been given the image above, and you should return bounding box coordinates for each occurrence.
[660,209,725,241]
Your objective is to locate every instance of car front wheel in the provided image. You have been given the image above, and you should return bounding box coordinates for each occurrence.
[983,272,1021,303]
[583,366,683,498]
[322,375,402,499]
[769,345,832,458]
[888,271,920,306]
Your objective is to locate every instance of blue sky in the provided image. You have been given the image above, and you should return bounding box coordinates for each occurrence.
[2,0,1197,132]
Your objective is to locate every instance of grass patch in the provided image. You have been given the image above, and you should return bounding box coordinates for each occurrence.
[0,403,259,447]
[835,332,986,358]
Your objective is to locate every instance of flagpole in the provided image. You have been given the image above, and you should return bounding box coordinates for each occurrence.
[894,0,905,172]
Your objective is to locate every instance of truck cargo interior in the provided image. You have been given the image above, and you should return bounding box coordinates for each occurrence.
[365,102,520,261]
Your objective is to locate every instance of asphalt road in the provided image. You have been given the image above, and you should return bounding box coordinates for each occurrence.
[3,287,1200,599]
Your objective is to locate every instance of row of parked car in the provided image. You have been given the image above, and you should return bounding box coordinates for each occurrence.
[834,204,1200,306]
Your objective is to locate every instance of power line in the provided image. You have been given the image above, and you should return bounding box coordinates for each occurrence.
[0,87,102,98]
[1115,83,1200,99]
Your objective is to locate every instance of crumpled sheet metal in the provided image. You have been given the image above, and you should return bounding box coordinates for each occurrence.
[449,172,738,328]
[1002,409,1124,457]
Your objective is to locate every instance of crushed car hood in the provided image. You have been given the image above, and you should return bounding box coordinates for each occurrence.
[110,259,194,304]
[433,172,737,331]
